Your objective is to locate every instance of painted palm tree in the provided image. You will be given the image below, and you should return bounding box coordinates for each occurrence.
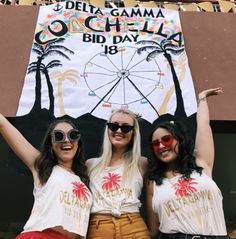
[159,53,187,115]
[28,38,74,113]
[50,69,80,116]
[43,60,63,114]
[28,60,62,114]
[136,38,187,118]
[27,56,43,112]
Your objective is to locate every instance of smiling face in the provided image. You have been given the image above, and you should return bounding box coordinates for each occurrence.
[51,122,79,168]
[152,127,179,164]
[108,112,134,150]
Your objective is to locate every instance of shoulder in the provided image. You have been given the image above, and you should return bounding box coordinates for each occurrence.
[85,157,100,170]
[139,156,148,167]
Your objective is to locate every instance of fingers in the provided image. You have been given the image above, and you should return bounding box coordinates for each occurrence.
[206,87,223,97]
[199,87,223,99]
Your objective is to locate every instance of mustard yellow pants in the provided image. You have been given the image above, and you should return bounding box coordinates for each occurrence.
[87,213,151,239]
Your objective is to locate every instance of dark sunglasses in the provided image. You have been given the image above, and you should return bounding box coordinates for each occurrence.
[107,122,134,134]
[152,134,175,151]
[51,129,81,143]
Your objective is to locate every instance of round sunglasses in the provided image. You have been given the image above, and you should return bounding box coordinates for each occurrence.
[151,134,175,153]
[107,122,134,134]
[51,129,81,143]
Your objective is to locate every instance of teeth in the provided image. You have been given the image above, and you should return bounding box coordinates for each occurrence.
[61,146,71,150]
[160,149,169,156]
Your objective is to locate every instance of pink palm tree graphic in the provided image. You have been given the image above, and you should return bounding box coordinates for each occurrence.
[102,173,121,191]
[72,181,90,201]
[172,177,198,197]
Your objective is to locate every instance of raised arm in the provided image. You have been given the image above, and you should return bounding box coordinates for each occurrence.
[146,180,159,238]
[0,113,40,172]
[195,87,223,177]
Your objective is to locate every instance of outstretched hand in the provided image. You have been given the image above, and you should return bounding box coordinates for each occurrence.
[198,87,223,100]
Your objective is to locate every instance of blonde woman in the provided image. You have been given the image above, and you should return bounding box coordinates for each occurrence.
[86,109,150,238]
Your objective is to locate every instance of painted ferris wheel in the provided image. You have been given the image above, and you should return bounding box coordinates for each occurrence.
[83,46,164,114]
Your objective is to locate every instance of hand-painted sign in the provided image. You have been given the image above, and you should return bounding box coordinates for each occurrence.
[16,1,197,123]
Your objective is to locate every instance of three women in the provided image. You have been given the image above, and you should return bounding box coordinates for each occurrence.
[1,87,228,239]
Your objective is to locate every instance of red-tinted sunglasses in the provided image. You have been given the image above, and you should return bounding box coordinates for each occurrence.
[151,134,175,152]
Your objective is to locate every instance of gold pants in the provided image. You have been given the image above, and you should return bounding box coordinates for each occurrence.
[87,213,151,239]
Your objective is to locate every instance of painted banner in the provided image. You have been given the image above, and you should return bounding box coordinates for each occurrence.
[16,1,197,123]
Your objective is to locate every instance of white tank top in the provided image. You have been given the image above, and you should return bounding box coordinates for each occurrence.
[23,165,92,237]
[89,160,143,217]
[152,171,227,235]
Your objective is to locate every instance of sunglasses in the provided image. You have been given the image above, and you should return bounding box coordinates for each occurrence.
[152,134,175,152]
[107,122,134,134]
[51,129,81,143]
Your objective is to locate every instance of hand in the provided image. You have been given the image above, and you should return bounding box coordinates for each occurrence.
[198,87,223,99]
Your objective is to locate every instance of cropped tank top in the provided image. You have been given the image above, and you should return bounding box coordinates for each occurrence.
[23,165,92,237]
[89,159,143,217]
[152,171,227,235]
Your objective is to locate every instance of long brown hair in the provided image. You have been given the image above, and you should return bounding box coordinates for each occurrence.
[34,119,89,186]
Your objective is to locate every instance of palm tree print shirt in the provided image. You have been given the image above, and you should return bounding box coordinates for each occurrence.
[89,162,143,217]
[23,165,92,237]
[152,171,227,235]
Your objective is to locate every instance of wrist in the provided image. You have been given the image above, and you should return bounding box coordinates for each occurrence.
[197,96,207,106]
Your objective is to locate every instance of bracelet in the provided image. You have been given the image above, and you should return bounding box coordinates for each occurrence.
[197,96,207,106]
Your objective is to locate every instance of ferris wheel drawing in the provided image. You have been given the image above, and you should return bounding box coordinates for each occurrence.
[83,46,164,115]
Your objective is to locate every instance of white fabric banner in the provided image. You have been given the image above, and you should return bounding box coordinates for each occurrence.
[16,1,197,123]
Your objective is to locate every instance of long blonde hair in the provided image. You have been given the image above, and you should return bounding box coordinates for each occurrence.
[89,109,141,183]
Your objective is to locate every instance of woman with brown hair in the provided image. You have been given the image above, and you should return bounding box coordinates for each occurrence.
[0,115,92,239]
[147,88,229,239]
